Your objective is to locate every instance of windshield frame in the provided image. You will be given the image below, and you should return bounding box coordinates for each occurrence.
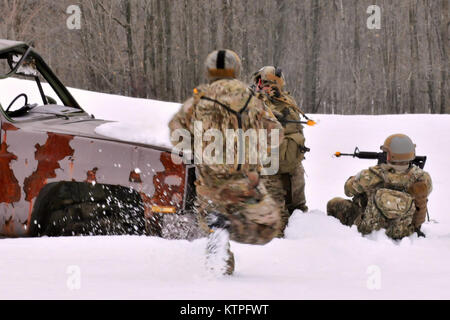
[0,44,82,112]
[0,47,33,80]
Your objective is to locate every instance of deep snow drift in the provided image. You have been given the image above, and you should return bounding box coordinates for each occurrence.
[0,80,449,299]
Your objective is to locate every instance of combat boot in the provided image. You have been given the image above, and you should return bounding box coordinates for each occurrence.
[205,212,235,276]
[298,205,309,213]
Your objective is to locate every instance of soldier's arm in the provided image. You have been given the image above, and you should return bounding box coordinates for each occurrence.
[280,92,305,116]
[261,104,284,147]
[168,98,195,149]
[270,108,284,120]
[344,169,382,197]
[344,176,359,197]
[276,94,306,136]
[419,171,433,196]
[169,97,194,140]
[409,171,433,228]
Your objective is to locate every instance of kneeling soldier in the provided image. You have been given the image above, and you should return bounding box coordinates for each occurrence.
[327,134,432,239]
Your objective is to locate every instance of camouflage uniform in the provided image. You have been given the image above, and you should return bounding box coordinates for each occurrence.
[327,163,432,239]
[265,92,308,213]
[169,78,283,245]
[252,66,308,236]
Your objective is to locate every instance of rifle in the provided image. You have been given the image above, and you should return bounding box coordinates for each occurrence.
[276,117,317,126]
[334,147,427,169]
[249,85,317,127]
[274,108,317,127]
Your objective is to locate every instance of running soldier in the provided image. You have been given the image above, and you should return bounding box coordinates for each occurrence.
[251,66,309,236]
[169,50,283,276]
[327,134,432,239]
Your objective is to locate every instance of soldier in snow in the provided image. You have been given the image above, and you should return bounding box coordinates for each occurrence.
[251,66,309,236]
[169,50,283,276]
[327,134,432,239]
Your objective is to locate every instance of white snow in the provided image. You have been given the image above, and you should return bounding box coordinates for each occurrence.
[70,86,179,148]
[0,78,449,299]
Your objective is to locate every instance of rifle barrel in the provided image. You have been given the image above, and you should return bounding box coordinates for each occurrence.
[335,149,427,169]
[279,119,307,124]
[335,152,355,157]
[355,151,381,160]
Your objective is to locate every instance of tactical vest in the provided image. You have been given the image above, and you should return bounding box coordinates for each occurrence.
[191,79,272,180]
[357,165,425,239]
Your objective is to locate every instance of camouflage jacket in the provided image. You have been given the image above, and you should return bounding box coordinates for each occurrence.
[344,164,433,199]
[169,79,283,183]
[344,163,432,238]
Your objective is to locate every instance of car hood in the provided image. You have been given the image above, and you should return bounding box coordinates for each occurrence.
[14,115,173,153]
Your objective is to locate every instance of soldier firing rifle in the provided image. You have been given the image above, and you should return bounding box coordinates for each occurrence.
[334,147,427,169]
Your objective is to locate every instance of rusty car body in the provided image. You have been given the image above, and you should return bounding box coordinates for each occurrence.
[0,39,197,238]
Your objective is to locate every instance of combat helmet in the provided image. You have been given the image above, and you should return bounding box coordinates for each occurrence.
[205,49,241,82]
[381,134,416,163]
[252,66,286,92]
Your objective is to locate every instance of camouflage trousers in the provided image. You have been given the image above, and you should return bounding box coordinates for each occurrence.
[260,163,307,237]
[327,197,416,239]
[195,173,282,245]
[327,198,363,227]
[288,163,308,214]
[260,174,290,237]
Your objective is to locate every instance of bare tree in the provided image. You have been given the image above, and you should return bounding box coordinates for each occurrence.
[1,0,446,115]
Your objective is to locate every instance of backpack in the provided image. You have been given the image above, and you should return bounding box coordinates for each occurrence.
[374,188,416,239]
[192,79,275,176]
[357,165,421,239]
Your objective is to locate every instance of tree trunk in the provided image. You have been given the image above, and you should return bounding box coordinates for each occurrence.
[222,0,233,49]
[209,0,218,52]
[188,0,197,86]
[123,0,137,97]
[425,0,437,113]
[163,0,172,99]
[439,0,448,114]
[273,0,286,66]
[309,0,321,113]
[352,0,360,114]
[155,0,165,100]
[241,2,249,76]
[408,0,420,114]
[143,0,155,98]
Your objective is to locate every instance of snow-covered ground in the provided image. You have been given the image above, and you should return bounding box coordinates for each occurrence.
[0,80,449,300]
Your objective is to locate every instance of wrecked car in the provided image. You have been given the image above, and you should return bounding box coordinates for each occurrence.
[0,39,197,239]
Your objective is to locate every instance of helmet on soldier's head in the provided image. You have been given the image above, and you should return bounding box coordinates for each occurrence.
[205,49,241,82]
[381,134,416,163]
[252,66,286,91]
